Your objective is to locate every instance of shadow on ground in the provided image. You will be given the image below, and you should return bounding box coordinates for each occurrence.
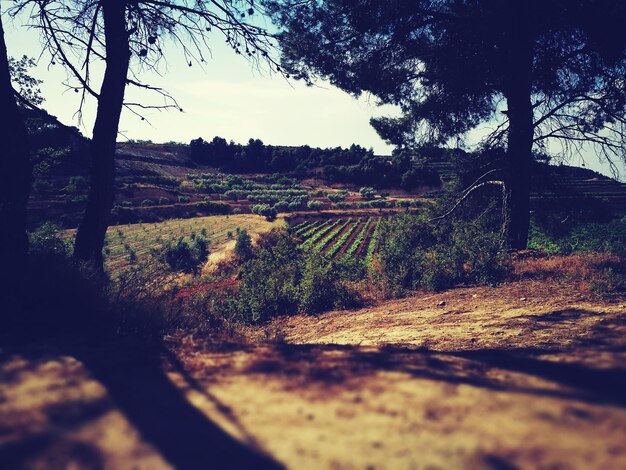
[0,336,283,470]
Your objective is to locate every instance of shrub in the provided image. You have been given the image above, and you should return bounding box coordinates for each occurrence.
[327,191,347,202]
[158,197,170,205]
[251,204,277,220]
[178,195,191,203]
[232,208,242,215]
[307,200,324,211]
[359,187,376,199]
[141,199,155,207]
[160,236,209,275]
[64,176,89,194]
[233,229,359,322]
[274,200,290,212]
[29,222,71,258]
[235,229,254,260]
[378,214,509,292]
[195,201,231,215]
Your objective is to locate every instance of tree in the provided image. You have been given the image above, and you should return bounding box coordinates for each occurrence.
[266,0,626,249]
[0,13,31,308]
[15,0,279,270]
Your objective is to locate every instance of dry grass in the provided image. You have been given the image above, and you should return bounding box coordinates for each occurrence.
[513,253,626,296]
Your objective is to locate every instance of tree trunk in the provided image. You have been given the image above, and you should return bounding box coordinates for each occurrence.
[0,15,31,310]
[74,2,130,270]
[503,9,534,250]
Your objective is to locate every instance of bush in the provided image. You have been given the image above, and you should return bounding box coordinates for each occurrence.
[64,176,89,194]
[528,219,626,255]
[178,195,191,203]
[232,230,359,322]
[29,222,71,258]
[378,214,509,292]
[359,187,376,199]
[327,191,347,202]
[158,197,170,205]
[251,204,277,220]
[307,200,324,211]
[195,201,231,215]
[234,229,254,260]
[273,200,290,212]
[141,199,155,207]
[160,236,209,274]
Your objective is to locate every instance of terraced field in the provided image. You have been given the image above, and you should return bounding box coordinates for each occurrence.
[291,217,383,261]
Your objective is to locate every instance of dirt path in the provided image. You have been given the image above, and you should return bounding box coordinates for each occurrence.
[1,279,625,469]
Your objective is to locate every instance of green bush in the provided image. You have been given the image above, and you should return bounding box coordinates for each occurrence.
[29,222,71,258]
[307,200,324,211]
[359,187,376,199]
[378,214,509,292]
[235,229,254,260]
[160,236,209,274]
[178,196,191,203]
[251,204,277,220]
[232,230,359,323]
[528,219,626,255]
[64,176,89,194]
[195,201,231,214]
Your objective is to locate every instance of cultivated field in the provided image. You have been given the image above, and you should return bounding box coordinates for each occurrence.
[65,214,285,272]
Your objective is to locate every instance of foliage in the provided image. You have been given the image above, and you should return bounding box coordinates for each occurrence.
[8,55,43,106]
[378,214,510,292]
[160,236,209,274]
[232,229,359,322]
[195,201,231,215]
[251,204,277,220]
[64,176,89,194]
[307,200,324,211]
[359,187,375,200]
[28,222,71,258]
[234,229,254,260]
[528,219,626,255]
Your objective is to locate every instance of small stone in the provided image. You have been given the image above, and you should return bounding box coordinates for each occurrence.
[437,301,446,307]
[519,297,527,301]
[472,294,478,298]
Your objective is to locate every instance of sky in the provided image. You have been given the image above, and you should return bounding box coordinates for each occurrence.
[3,9,624,180]
[4,13,396,154]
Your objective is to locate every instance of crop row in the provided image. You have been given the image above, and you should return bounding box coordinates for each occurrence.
[325,218,361,259]
[315,219,353,253]
[301,219,342,248]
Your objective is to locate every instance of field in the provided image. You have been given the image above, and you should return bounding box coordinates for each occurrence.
[290,217,383,261]
[65,214,284,272]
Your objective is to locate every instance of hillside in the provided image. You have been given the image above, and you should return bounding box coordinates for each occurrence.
[28,139,626,231]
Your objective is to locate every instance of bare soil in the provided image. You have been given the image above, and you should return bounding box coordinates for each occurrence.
[1,278,625,469]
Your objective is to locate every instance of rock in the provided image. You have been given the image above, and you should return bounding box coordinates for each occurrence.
[519,297,527,301]
[472,294,478,299]
[437,301,446,307]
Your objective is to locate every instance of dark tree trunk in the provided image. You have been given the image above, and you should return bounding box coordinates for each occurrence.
[0,15,31,309]
[74,2,130,270]
[503,9,534,250]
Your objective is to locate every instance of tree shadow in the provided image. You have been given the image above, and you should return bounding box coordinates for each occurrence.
[0,337,283,470]
[234,306,626,408]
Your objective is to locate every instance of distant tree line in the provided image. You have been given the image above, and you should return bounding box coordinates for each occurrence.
[189,137,441,190]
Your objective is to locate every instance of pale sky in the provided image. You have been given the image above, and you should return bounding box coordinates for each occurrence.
[4,12,396,154]
[3,8,624,180]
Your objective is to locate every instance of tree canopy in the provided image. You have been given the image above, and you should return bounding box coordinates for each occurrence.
[266,0,626,248]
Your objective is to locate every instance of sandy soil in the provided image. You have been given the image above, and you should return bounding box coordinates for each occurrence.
[1,279,625,469]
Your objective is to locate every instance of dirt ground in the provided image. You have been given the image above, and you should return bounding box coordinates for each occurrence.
[1,278,625,469]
